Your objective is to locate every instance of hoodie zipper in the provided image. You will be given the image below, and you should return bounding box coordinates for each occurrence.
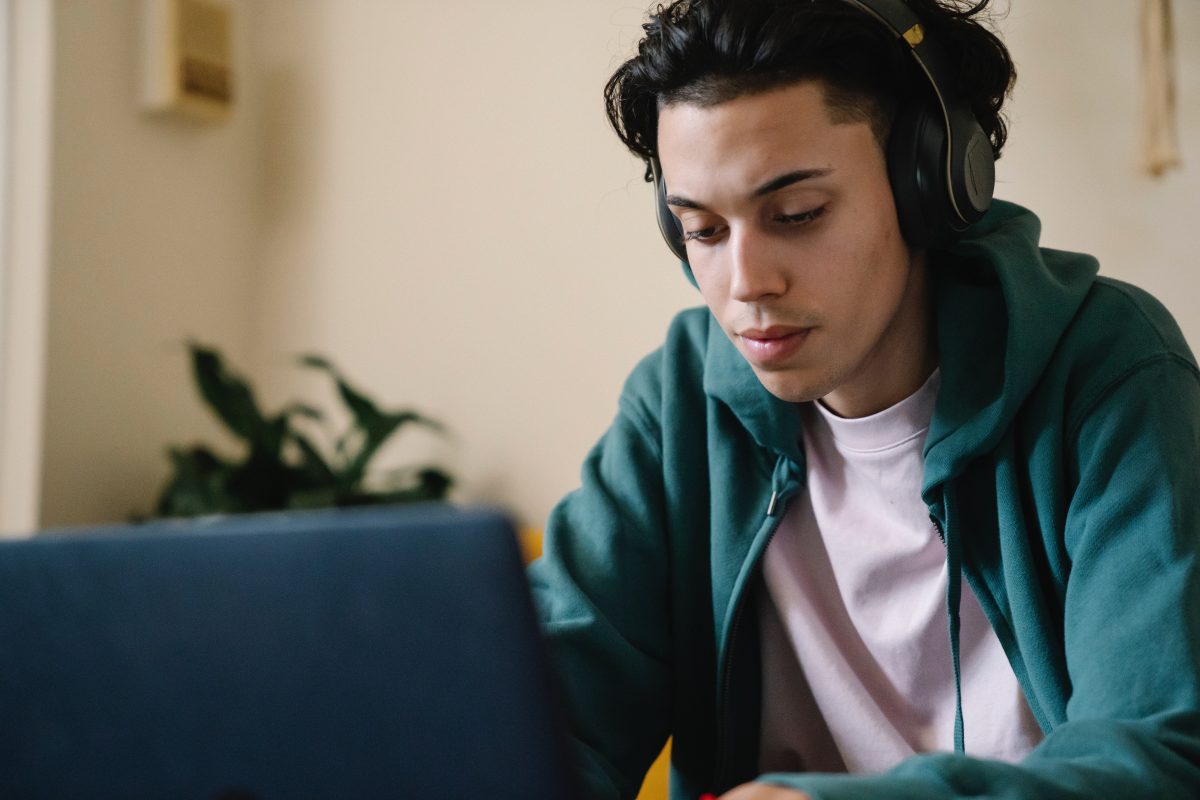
[712,467,965,783]
[931,510,966,753]
[713,457,798,790]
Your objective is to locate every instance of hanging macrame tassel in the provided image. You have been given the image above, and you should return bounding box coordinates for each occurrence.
[1141,0,1181,177]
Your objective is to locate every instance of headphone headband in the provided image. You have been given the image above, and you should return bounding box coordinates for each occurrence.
[840,0,995,221]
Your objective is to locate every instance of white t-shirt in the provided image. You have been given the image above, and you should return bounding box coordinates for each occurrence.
[758,370,1043,774]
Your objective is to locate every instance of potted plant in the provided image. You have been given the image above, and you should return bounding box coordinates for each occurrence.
[155,343,452,517]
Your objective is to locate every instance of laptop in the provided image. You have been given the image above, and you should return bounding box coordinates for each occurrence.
[0,504,579,799]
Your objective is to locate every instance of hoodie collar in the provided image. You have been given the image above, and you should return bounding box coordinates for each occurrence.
[702,317,806,466]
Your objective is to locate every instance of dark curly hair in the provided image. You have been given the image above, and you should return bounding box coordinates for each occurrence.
[605,0,1015,176]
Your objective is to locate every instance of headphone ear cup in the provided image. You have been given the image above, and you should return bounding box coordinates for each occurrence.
[887,103,952,247]
[956,121,996,222]
[653,162,689,262]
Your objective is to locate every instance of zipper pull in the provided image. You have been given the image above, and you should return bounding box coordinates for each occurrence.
[767,453,798,517]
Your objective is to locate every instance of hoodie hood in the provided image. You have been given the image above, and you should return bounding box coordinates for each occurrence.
[697,201,1100,490]
[679,257,700,290]
[921,201,1099,497]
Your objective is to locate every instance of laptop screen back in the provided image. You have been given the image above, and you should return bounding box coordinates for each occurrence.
[0,505,576,799]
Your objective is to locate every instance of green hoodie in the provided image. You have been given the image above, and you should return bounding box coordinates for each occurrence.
[528,201,1200,800]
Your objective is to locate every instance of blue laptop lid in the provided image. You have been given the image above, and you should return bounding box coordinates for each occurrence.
[0,504,577,799]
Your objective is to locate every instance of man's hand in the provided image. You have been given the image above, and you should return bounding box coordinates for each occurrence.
[713,784,811,800]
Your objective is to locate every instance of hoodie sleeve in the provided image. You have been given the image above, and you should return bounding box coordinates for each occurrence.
[755,354,1200,799]
[527,360,674,800]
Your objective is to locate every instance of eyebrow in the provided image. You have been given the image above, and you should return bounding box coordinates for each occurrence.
[665,168,835,210]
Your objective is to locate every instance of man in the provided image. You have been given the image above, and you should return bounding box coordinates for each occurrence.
[529,1,1200,798]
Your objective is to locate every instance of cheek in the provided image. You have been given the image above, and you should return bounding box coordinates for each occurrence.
[820,204,909,316]
[800,238,881,317]
[693,266,732,319]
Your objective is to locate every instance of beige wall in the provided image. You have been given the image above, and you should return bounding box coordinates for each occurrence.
[36,0,1200,530]
[1,0,54,536]
[39,0,262,526]
[998,1,1200,345]
[247,0,698,529]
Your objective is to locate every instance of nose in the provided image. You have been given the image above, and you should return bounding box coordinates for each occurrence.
[728,226,788,303]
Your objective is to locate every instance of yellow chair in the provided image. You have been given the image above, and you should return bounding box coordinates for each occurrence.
[520,529,670,800]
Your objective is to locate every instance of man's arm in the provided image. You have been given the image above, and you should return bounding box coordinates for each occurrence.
[718,786,810,799]
[528,392,675,800]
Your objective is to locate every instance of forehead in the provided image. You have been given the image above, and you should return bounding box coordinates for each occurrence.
[656,81,876,194]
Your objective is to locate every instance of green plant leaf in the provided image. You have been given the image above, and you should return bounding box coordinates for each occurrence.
[299,353,446,490]
[223,450,302,512]
[414,466,453,498]
[159,348,455,519]
[299,353,383,430]
[155,445,237,517]
[344,468,453,506]
[281,402,324,422]
[190,344,279,453]
[287,487,341,509]
[299,353,444,435]
[296,354,335,371]
[339,412,436,490]
[290,430,336,485]
[262,413,290,459]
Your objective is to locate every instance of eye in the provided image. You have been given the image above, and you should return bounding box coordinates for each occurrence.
[774,205,827,226]
[677,213,727,243]
[683,225,723,242]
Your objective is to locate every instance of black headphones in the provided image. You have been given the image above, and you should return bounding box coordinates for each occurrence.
[652,0,996,259]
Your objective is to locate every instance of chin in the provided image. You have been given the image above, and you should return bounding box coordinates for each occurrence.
[751,368,832,404]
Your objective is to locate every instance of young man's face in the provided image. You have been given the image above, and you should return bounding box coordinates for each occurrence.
[657,81,934,418]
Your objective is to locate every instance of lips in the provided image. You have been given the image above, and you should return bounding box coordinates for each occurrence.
[736,325,812,366]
